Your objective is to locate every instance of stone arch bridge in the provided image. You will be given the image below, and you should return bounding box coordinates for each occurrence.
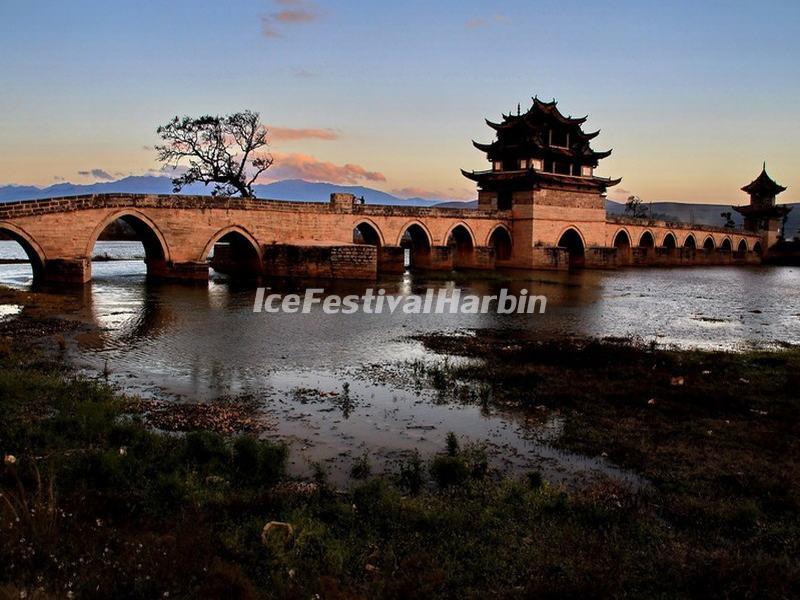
[0,192,763,284]
[0,193,511,284]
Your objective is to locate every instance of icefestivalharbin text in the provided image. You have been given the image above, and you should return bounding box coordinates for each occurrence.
[253,288,547,315]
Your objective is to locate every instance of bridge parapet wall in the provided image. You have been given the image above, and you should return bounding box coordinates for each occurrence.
[0,193,333,220]
[606,214,753,237]
[0,193,502,221]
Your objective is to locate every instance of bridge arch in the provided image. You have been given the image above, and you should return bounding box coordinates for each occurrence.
[446,223,476,269]
[445,222,477,248]
[683,233,697,249]
[353,219,385,247]
[556,226,585,269]
[612,228,632,265]
[487,224,513,261]
[720,237,732,253]
[703,236,715,251]
[0,221,46,284]
[736,239,748,258]
[398,221,433,269]
[86,210,171,280]
[201,225,263,279]
[662,232,677,249]
[396,220,433,247]
[612,228,631,248]
[753,241,763,255]
[638,230,655,248]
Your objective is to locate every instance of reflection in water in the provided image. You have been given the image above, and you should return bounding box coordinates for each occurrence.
[2,240,800,483]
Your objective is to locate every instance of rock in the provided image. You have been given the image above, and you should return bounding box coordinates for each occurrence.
[261,521,294,546]
[670,376,685,386]
[647,398,656,406]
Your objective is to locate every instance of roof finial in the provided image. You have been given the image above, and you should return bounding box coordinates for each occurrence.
[763,161,767,172]
[517,103,521,116]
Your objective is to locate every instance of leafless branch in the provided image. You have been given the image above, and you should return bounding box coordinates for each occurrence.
[155,110,272,198]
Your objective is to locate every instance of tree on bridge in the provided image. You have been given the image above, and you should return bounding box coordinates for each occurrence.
[720,211,736,229]
[624,195,649,218]
[156,110,273,198]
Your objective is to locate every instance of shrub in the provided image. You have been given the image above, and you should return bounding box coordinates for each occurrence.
[254,441,288,487]
[232,435,287,487]
[232,435,260,473]
[463,442,488,480]
[445,432,460,457]
[430,455,469,489]
[527,471,544,489]
[350,452,371,480]
[183,431,228,467]
[397,450,425,494]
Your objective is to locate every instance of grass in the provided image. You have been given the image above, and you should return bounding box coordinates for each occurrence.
[1,317,799,597]
[413,332,800,595]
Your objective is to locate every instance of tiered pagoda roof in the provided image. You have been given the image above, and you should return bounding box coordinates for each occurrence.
[741,163,787,200]
[734,163,791,226]
[462,97,621,192]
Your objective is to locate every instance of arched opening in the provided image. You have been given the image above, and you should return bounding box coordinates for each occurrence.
[400,223,432,269]
[662,233,677,250]
[206,229,262,280]
[91,213,168,281]
[447,224,475,269]
[0,226,45,287]
[735,240,748,259]
[353,222,382,247]
[720,238,732,253]
[703,237,715,251]
[489,226,512,262]
[639,231,655,248]
[613,230,631,265]
[753,241,763,255]
[557,228,585,269]
[684,235,697,249]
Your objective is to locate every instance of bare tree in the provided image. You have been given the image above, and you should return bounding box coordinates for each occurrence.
[156,111,272,198]
[624,195,649,218]
[720,211,736,229]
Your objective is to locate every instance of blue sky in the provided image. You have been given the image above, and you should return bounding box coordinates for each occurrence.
[1,0,798,203]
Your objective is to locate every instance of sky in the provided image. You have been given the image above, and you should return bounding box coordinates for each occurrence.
[0,0,798,204]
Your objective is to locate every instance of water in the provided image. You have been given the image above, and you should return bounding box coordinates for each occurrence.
[2,239,800,484]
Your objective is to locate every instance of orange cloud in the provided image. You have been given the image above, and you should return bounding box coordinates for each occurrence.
[268,153,385,184]
[273,9,316,22]
[268,126,340,141]
[466,14,507,29]
[262,0,319,38]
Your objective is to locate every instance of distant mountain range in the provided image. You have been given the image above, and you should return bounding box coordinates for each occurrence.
[0,176,454,207]
[1,176,797,236]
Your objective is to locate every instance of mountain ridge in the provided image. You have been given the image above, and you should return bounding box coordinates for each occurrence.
[0,176,456,207]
